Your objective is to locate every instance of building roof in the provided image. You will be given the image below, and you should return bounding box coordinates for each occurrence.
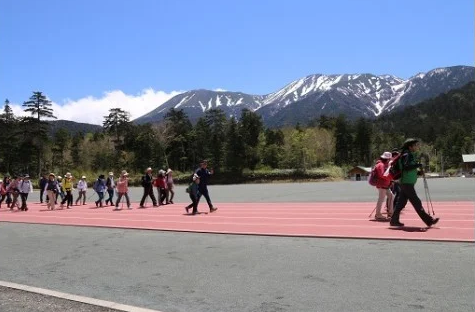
[349,166,372,173]
[462,154,475,163]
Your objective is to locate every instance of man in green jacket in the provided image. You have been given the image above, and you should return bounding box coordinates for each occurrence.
[390,138,439,227]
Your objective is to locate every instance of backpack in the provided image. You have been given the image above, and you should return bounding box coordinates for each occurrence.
[93,179,101,192]
[368,166,380,186]
[384,153,403,181]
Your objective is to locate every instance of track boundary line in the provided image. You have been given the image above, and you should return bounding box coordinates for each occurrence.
[0,280,164,312]
[1,221,473,243]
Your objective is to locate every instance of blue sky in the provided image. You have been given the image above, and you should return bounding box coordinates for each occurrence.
[1,0,473,124]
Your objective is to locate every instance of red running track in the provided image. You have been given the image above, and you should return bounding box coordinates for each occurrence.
[0,201,473,242]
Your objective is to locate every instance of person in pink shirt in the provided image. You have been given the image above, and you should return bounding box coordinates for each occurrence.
[373,151,393,220]
[115,170,131,210]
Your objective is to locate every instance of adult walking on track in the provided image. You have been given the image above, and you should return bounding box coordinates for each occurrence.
[115,170,131,210]
[195,160,217,213]
[105,172,115,206]
[166,169,175,204]
[372,151,394,220]
[38,174,47,204]
[75,176,87,205]
[139,167,158,208]
[60,172,74,209]
[390,138,439,227]
[45,173,61,210]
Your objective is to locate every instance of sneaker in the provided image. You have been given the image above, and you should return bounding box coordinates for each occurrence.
[390,221,404,227]
[185,206,190,213]
[67,206,72,209]
[139,205,145,209]
[95,202,98,207]
[210,207,218,213]
[153,205,159,207]
[128,206,132,210]
[170,200,174,204]
[374,214,387,220]
[428,218,440,227]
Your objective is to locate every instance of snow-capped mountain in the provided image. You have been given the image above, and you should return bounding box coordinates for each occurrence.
[135,89,265,124]
[134,65,474,126]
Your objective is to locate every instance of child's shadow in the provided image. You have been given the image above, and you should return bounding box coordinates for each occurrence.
[388,226,429,232]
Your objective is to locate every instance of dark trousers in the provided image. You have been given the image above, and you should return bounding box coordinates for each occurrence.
[157,187,168,204]
[95,192,104,206]
[391,182,401,210]
[197,186,213,209]
[40,189,45,203]
[189,194,198,214]
[61,190,73,207]
[20,193,29,210]
[105,189,114,205]
[391,184,433,226]
[0,194,5,206]
[140,186,157,206]
[115,193,130,208]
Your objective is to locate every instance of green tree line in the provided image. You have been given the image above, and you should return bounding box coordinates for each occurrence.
[1,83,473,179]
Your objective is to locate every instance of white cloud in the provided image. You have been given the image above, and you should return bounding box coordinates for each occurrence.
[5,88,184,125]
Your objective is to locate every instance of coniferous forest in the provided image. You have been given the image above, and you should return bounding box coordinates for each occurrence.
[0,82,474,182]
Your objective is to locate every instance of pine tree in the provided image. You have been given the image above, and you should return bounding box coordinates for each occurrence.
[103,108,131,149]
[22,92,56,176]
[239,109,263,170]
[1,99,15,122]
[204,109,227,170]
[23,92,56,121]
[225,117,245,173]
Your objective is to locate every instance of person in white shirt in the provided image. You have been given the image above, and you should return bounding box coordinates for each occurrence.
[18,174,33,211]
[75,176,88,205]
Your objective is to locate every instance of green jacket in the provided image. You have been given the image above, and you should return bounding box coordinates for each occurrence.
[399,150,421,184]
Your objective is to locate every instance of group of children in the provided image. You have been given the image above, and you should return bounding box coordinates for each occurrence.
[371,138,440,228]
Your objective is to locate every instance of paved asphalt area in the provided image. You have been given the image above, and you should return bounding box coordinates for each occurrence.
[0,286,119,312]
[1,178,474,312]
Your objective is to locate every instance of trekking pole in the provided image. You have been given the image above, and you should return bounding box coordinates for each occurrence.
[422,170,435,215]
[87,191,96,201]
[368,207,377,218]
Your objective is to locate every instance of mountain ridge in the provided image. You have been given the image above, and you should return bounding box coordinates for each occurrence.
[134,65,475,126]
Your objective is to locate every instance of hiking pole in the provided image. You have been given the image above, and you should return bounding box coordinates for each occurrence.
[422,170,435,215]
[368,207,377,218]
[87,191,96,200]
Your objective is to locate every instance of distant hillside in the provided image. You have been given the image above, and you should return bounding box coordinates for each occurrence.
[47,120,102,136]
[376,81,475,143]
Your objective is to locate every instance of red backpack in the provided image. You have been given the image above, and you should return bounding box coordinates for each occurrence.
[368,166,379,186]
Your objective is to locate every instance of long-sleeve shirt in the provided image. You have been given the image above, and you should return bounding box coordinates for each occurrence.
[374,160,391,188]
[18,180,33,194]
[116,177,129,194]
[195,168,211,187]
[44,180,61,193]
[106,177,115,190]
[77,180,88,191]
[399,150,420,185]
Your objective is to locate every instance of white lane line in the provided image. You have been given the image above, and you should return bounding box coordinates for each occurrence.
[0,280,164,312]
